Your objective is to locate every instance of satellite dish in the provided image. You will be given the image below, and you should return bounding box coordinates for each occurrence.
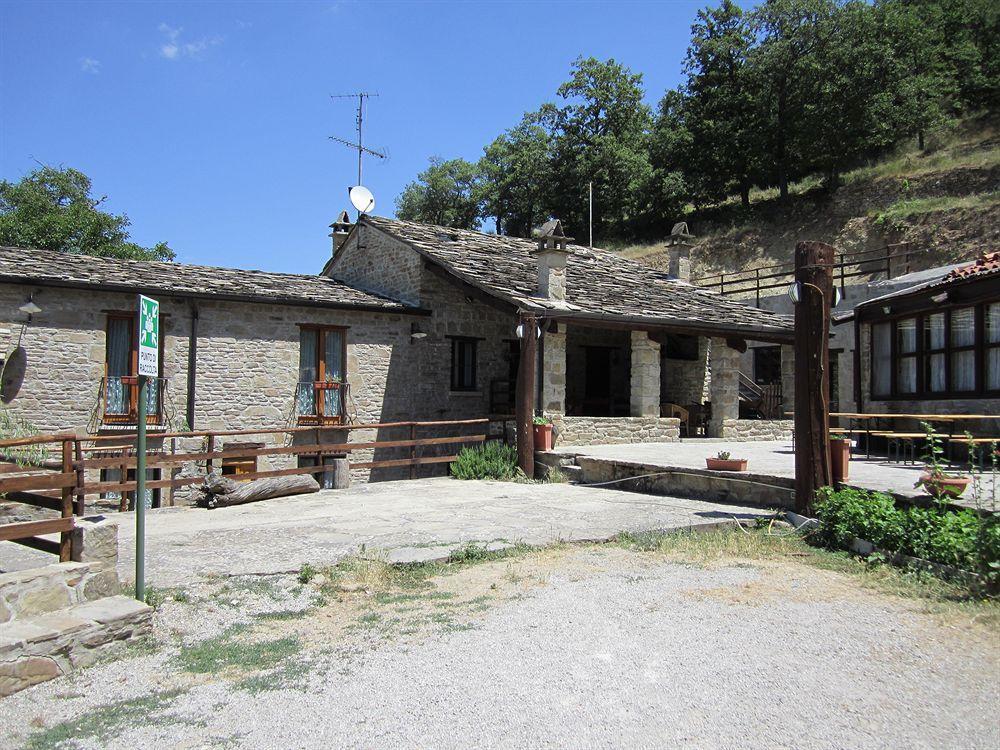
[1,346,27,403]
[349,185,375,214]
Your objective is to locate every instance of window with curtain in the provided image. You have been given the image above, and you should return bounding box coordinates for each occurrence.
[872,322,891,397]
[297,326,346,423]
[869,301,999,399]
[450,338,478,391]
[104,314,161,422]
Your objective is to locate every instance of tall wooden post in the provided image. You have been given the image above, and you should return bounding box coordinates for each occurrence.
[793,240,834,514]
[515,315,537,478]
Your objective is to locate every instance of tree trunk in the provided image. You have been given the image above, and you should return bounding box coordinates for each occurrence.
[740,182,751,208]
[199,472,321,509]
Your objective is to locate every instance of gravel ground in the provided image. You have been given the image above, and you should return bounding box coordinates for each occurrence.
[2,546,997,750]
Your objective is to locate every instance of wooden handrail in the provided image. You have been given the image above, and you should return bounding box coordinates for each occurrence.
[0,432,77,449]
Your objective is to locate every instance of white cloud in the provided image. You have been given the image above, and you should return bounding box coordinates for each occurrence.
[157,22,223,61]
[80,57,101,74]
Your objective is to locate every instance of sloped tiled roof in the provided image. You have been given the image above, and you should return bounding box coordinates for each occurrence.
[360,216,794,342]
[0,245,420,313]
[855,251,1000,312]
[944,251,1000,282]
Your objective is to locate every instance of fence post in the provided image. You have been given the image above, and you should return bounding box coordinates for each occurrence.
[206,434,215,475]
[59,438,73,562]
[73,439,85,516]
[719,273,725,296]
[885,244,892,279]
[755,268,761,305]
[118,451,128,513]
[409,423,416,479]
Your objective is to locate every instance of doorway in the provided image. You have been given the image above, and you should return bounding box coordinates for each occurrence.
[583,346,614,416]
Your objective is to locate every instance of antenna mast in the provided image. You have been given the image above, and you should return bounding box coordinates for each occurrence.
[330,92,386,187]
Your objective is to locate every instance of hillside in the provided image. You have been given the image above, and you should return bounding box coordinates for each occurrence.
[621,115,999,286]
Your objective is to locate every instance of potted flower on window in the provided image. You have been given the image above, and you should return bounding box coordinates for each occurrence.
[532,415,554,451]
[706,450,748,472]
[915,422,970,499]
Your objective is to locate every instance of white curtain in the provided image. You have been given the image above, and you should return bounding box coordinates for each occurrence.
[323,330,344,416]
[297,330,317,415]
[925,313,946,392]
[106,318,131,414]
[951,308,976,391]
[988,304,1000,391]
[872,323,891,397]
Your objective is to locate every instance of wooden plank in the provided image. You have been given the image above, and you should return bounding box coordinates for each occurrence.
[3,491,62,511]
[352,455,459,470]
[0,516,75,542]
[77,434,487,470]
[0,432,77,449]
[0,472,76,493]
[60,440,74,560]
[11,536,61,555]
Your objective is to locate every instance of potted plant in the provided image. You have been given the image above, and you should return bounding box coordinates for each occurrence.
[915,422,970,499]
[532,415,554,451]
[706,450,748,472]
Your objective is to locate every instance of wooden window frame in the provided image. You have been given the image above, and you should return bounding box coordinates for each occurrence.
[296,324,348,426]
[449,336,479,392]
[869,300,1000,400]
[103,312,163,425]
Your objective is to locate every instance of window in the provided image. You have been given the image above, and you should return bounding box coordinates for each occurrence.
[104,313,161,424]
[296,326,346,424]
[869,301,1000,399]
[450,337,478,391]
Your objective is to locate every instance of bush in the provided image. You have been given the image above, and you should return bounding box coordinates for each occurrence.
[450,442,521,481]
[813,487,1000,579]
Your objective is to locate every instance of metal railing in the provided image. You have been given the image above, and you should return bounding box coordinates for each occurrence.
[294,381,349,425]
[693,243,921,303]
[98,376,167,426]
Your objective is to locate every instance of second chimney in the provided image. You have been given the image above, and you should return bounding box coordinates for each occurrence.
[329,210,353,255]
[666,221,694,282]
[532,219,573,302]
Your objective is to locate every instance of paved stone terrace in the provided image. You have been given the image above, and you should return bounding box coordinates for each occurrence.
[1,479,773,586]
[552,440,998,508]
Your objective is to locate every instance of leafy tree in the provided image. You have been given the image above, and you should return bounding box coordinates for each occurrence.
[0,166,174,260]
[541,56,653,240]
[394,157,483,230]
[479,114,552,237]
[682,0,763,208]
[646,89,693,229]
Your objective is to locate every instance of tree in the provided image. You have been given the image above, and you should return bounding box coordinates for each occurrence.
[479,114,552,237]
[0,166,174,260]
[394,157,482,229]
[646,89,692,231]
[682,0,763,208]
[542,56,654,240]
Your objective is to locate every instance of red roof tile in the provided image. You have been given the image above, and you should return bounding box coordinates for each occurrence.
[944,251,1000,282]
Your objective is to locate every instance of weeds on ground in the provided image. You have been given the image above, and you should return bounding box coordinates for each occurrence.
[175,625,301,674]
[450,442,522,481]
[25,689,188,750]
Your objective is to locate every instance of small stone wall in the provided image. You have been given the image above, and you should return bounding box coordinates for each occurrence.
[721,418,793,441]
[556,416,681,446]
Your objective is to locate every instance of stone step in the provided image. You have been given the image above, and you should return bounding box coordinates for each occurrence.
[0,561,119,624]
[0,594,152,697]
[560,465,584,481]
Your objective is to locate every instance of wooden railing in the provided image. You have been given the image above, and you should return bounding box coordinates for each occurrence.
[694,242,921,303]
[0,418,508,562]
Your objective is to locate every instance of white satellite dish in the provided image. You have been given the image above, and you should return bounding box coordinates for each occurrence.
[349,185,375,214]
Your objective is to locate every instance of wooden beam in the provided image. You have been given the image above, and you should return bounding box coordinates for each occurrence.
[515,314,537,477]
[0,516,75,542]
[793,240,834,514]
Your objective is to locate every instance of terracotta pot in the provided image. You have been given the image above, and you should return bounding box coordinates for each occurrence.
[533,423,553,452]
[919,473,970,499]
[706,457,748,472]
[830,437,851,482]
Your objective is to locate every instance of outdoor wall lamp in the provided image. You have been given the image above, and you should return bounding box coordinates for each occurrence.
[930,291,949,304]
[410,323,427,341]
[787,282,842,306]
[515,322,541,339]
[18,296,41,321]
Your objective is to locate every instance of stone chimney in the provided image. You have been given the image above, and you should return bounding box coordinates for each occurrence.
[666,221,694,282]
[329,210,353,255]
[531,219,574,302]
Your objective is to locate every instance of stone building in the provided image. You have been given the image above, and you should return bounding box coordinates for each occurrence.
[0,213,795,498]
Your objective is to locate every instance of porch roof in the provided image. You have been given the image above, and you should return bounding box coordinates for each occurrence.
[0,245,427,314]
[359,216,795,343]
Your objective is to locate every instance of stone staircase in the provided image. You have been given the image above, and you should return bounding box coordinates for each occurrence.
[0,522,153,697]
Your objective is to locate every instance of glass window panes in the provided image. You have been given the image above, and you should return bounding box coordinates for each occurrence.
[952,350,975,391]
[897,357,917,394]
[924,313,945,350]
[988,347,1000,390]
[925,353,946,392]
[872,322,891,397]
[896,318,917,354]
[324,330,343,381]
[951,307,975,347]
[987,303,1000,344]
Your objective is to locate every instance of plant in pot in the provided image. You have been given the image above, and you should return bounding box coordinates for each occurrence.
[705,450,748,472]
[532,415,554,451]
[915,422,970,499]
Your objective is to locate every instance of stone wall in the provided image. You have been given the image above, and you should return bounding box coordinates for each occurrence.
[630,331,660,417]
[720,418,793,441]
[329,222,424,306]
[661,337,709,407]
[708,338,740,437]
[557,416,680,446]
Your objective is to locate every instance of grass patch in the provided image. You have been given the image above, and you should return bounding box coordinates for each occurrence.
[235,657,312,695]
[872,191,1000,228]
[175,626,301,674]
[25,689,186,750]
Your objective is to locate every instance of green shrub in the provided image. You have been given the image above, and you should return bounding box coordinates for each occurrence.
[813,487,999,580]
[450,442,521,481]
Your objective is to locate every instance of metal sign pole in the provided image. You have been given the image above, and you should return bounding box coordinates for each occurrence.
[135,374,147,602]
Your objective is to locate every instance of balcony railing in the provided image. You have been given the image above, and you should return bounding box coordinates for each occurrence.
[295,380,348,425]
[100,376,166,426]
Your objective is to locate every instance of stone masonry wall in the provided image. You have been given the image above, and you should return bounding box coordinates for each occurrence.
[708,338,740,437]
[661,337,710,407]
[329,222,424,306]
[558,416,680,446]
[721,418,794,440]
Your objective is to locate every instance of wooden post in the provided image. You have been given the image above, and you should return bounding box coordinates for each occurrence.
[206,434,215,475]
[59,439,74,562]
[73,439,85,517]
[793,240,835,514]
[409,423,416,479]
[515,315,537,478]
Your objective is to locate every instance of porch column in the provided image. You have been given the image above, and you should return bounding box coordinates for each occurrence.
[630,331,661,417]
[708,337,739,437]
[541,322,566,415]
[781,344,795,417]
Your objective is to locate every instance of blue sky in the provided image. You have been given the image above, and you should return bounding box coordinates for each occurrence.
[1,1,714,273]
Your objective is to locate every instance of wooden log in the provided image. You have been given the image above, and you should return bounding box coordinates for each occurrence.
[199,472,321,509]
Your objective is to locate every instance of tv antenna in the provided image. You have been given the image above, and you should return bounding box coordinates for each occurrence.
[329,92,386,187]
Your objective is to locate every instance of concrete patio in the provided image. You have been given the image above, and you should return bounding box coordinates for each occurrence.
[552,440,998,508]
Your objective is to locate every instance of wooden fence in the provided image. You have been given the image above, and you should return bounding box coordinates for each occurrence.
[0,418,508,563]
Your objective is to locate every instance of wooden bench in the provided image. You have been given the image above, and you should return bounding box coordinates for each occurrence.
[870,432,928,464]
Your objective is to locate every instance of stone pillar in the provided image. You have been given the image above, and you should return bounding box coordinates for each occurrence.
[630,331,661,417]
[708,337,740,437]
[541,323,567,416]
[781,344,795,416]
